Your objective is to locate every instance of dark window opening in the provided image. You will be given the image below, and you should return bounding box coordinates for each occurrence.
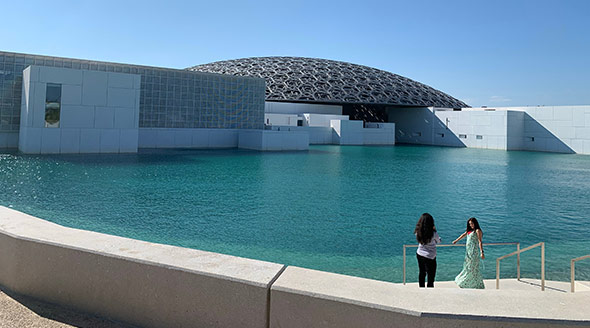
[45,83,61,128]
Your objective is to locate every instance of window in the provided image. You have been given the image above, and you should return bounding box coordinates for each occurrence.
[459,134,467,139]
[412,132,422,137]
[45,83,61,128]
[476,135,483,140]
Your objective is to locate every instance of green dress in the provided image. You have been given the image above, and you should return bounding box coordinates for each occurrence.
[454,231,485,289]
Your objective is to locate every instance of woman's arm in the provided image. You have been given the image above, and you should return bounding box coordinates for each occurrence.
[452,232,467,244]
[477,229,485,259]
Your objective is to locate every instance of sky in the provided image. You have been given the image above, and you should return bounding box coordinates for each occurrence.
[2,0,589,107]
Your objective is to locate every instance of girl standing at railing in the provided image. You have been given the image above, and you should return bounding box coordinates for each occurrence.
[414,213,441,288]
[453,217,485,289]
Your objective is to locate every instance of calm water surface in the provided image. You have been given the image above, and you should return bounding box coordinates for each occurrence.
[1,145,589,283]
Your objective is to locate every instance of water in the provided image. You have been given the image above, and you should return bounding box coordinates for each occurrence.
[1,145,589,283]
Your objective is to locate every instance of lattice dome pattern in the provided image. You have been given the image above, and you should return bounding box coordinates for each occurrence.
[188,57,468,108]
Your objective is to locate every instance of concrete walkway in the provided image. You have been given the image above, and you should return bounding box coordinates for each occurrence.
[402,278,590,294]
[0,288,133,328]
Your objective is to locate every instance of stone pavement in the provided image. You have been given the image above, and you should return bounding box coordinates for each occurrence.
[402,278,590,294]
[0,289,133,328]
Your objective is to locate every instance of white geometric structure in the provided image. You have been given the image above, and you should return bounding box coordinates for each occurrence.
[19,66,140,154]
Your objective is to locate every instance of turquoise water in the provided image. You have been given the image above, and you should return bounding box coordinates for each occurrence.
[1,145,589,283]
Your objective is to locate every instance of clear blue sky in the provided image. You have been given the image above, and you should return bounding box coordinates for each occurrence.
[2,0,589,107]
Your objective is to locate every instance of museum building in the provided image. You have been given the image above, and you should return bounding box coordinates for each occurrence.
[2,50,589,154]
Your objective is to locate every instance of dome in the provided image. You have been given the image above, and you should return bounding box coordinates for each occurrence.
[187,57,468,108]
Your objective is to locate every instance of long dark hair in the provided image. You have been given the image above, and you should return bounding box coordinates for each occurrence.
[466,217,482,232]
[415,213,436,244]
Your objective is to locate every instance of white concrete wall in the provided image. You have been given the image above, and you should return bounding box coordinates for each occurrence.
[389,106,590,154]
[264,113,299,126]
[308,126,336,144]
[331,120,363,145]
[265,126,334,144]
[270,266,589,328]
[138,128,239,149]
[18,66,140,154]
[1,207,587,328]
[388,107,436,145]
[0,206,285,328]
[461,106,590,153]
[434,110,508,150]
[265,101,342,115]
[304,114,349,127]
[521,106,590,153]
[507,111,525,150]
[238,129,309,151]
[363,122,396,145]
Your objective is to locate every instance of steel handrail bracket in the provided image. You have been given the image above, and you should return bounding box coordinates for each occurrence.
[571,254,590,293]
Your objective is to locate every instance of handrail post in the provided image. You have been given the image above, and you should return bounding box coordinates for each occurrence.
[516,243,520,281]
[571,259,575,293]
[403,245,406,285]
[496,259,500,289]
[541,242,545,291]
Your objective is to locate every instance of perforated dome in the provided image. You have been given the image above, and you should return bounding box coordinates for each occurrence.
[187,57,468,108]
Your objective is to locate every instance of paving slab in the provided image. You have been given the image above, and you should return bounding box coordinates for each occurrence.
[272,266,590,324]
[402,278,590,294]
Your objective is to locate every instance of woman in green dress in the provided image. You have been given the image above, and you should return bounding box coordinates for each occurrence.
[452,217,485,289]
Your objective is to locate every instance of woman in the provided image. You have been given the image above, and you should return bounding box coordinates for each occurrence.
[453,217,485,289]
[414,213,441,288]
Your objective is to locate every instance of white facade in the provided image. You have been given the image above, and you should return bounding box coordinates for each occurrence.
[19,66,140,154]
[331,120,396,145]
[303,114,349,127]
[238,129,309,151]
[389,105,590,154]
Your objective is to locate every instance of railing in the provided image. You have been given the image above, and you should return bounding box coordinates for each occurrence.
[571,254,590,293]
[496,242,544,291]
[402,242,520,285]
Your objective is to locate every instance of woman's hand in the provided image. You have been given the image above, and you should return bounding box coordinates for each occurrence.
[481,253,485,259]
[452,240,457,244]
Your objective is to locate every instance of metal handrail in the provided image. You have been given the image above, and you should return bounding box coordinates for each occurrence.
[402,242,520,285]
[496,242,544,291]
[571,254,590,293]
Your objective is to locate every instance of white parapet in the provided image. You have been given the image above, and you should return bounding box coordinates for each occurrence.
[363,122,395,145]
[1,206,588,328]
[271,266,590,328]
[331,120,395,145]
[331,120,363,145]
[238,128,309,151]
[0,206,285,328]
[304,113,349,127]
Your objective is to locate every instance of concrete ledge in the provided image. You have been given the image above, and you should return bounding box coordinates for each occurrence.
[2,206,588,328]
[0,206,285,328]
[238,129,309,151]
[270,266,590,328]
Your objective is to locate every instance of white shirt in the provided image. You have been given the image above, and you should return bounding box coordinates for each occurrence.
[416,232,441,259]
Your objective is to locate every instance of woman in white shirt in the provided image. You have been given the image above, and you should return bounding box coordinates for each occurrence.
[414,213,441,287]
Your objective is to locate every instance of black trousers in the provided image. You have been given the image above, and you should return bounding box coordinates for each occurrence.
[416,254,437,287]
